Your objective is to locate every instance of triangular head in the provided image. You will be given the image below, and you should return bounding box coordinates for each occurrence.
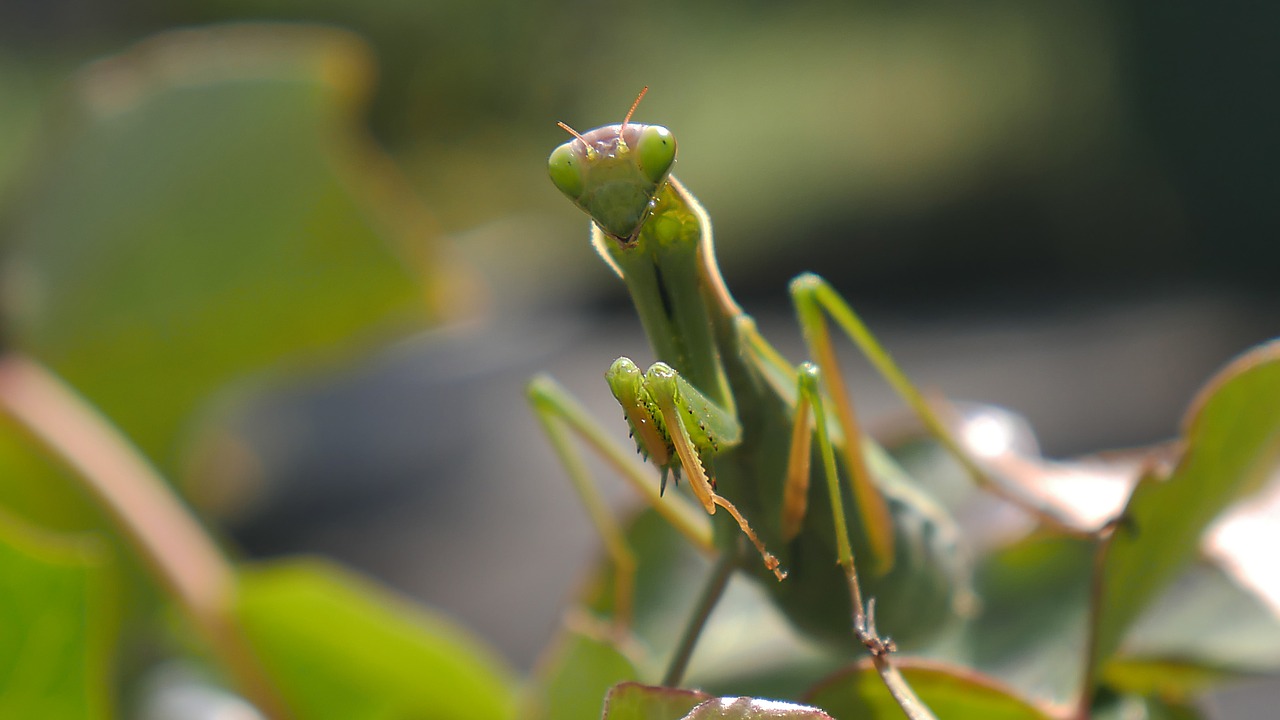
[547,88,677,243]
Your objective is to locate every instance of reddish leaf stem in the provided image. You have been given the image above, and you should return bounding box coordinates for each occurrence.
[0,353,290,719]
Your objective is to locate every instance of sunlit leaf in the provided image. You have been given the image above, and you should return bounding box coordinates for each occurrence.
[235,558,515,720]
[1203,463,1280,630]
[805,658,1053,720]
[684,696,834,720]
[0,512,116,719]
[1091,342,1280,672]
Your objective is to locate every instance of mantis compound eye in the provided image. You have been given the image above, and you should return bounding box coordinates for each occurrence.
[635,125,676,186]
[547,142,586,201]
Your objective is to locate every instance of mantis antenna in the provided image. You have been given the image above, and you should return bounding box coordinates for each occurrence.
[555,86,650,156]
[619,86,649,137]
[555,121,593,156]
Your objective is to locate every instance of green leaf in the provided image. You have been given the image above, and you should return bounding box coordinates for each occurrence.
[4,24,437,490]
[0,415,103,533]
[523,624,639,720]
[235,558,514,720]
[1100,660,1232,705]
[0,512,116,719]
[1090,341,1280,672]
[1090,691,1204,720]
[601,682,708,720]
[1104,561,1280,699]
[929,534,1096,710]
[804,659,1054,720]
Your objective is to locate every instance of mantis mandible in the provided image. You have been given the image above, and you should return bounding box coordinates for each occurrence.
[528,89,1025,666]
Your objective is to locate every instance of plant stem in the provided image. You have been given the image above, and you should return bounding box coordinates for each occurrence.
[852,599,937,720]
[662,540,740,687]
[840,533,936,720]
[868,658,937,720]
[0,353,291,719]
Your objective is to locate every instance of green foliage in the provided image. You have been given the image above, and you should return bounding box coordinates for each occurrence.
[805,661,1052,720]
[6,25,431,471]
[236,559,515,720]
[0,23,501,720]
[1092,343,1280,672]
[526,630,639,720]
[0,513,116,719]
[1109,562,1280,698]
[939,534,1095,707]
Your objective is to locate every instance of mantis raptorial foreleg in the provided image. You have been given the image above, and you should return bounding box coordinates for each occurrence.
[527,375,714,629]
[528,351,881,638]
[606,358,785,581]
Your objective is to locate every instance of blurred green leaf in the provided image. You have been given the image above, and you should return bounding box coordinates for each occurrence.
[600,682,708,720]
[0,56,52,206]
[1105,561,1280,699]
[1101,660,1232,706]
[3,24,440,503]
[0,512,116,719]
[522,626,638,720]
[0,414,104,532]
[928,534,1095,710]
[1091,342,1280,672]
[805,659,1053,720]
[235,558,515,720]
[1090,691,1204,720]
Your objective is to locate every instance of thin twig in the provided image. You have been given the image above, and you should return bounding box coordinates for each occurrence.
[662,539,740,687]
[868,659,938,720]
[0,353,291,719]
[853,599,937,720]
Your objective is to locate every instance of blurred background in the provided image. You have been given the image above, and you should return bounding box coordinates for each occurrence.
[1,0,1277,716]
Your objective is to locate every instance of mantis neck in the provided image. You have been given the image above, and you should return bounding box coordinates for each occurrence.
[595,177,741,415]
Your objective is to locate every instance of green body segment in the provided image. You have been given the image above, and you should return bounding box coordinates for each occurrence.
[548,119,971,648]
[598,179,736,414]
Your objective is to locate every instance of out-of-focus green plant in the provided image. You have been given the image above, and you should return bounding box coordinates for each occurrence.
[0,24,508,719]
[0,18,1277,720]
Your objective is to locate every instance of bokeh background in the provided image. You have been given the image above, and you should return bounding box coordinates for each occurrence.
[2,1,1277,716]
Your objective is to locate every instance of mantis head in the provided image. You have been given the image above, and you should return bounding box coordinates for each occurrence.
[548,88,677,243]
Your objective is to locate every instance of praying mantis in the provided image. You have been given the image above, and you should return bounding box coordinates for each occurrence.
[527,89,1019,670]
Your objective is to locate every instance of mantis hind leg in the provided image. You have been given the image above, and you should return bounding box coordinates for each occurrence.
[788,362,891,653]
[789,273,1083,544]
[526,374,713,631]
[773,356,957,671]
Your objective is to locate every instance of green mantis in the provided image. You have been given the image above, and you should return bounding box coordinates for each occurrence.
[528,89,980,666]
